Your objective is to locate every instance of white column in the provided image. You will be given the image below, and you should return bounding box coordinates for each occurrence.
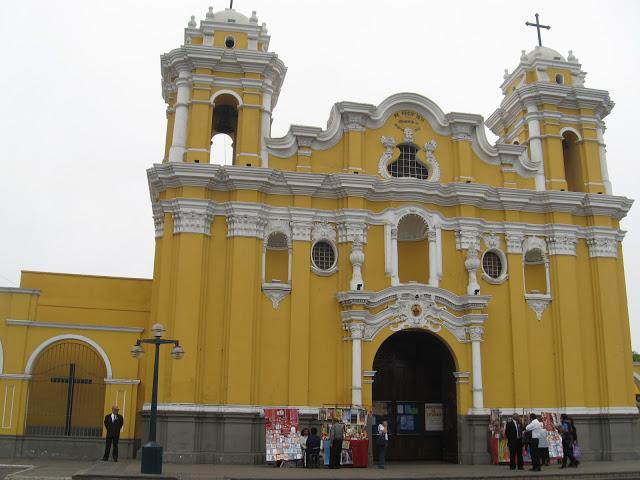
[428,230,439,287]
[350,324,364,405]
[261,244,267,283]
[260,89,273,167]
[596,126,613,195]
[391,227,399,286]
[169,70,191,163]
[349,238,365,290]
[287,245,292,284]
[526,103,546,191]
[469,326,484,410]
[464,247,481,295]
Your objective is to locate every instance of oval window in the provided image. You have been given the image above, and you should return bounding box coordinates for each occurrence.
[482,251,503,279]
[312,241,336,271]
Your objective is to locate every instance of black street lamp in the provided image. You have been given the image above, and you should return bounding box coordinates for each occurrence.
[131,323,184,475]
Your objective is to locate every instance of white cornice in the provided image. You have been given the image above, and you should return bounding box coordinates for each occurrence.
[104,378,141,385]
[148,164,633,220]
[0,287,40,295]
[6,319,144,334]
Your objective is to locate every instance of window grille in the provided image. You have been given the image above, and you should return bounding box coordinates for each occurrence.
[267,232,288,250]
[312,241,336,271]
[387,144,429,179]
[482,251,502,279]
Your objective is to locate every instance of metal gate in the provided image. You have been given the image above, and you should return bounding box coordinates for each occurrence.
[25,341,106,437]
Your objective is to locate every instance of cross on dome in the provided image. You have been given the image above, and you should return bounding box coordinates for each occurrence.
[525,13,551,47]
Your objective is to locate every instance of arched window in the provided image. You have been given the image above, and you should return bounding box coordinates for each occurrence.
[264,231,290,283]
[387,144,429,179]
[210,94,239,165]
[397,214,429,284]
[555,73,564,85]
[26,341,106,437]
[523,248,547,294]
[562,130,585,192]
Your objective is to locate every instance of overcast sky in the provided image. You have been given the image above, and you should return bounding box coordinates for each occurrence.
[1,0,639,349]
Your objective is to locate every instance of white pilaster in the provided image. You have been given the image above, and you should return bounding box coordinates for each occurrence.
[428,230,439,287]
[260,89,273,167]
[169,70,191,163]
[469,326,484,410]
[596,126,613,195]
[390,227,399,286]
[526,103,546,191]
[350,324,364,406]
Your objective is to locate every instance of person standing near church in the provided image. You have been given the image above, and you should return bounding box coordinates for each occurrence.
[377,420,389,469]
[102,405,124,462]
[525,413,544,471]
[328,420,344,469]
[504,413,524,470]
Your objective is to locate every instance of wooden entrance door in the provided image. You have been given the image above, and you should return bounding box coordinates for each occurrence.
[372,330,457,462]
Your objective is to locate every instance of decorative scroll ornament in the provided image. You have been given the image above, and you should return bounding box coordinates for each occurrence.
[226,215,267,238]
[525,295,551,321]
[467,325,484,342]
[390,294,446,333]
[423,140,441,182]
[173,208,215,236]
[262,283,291,309]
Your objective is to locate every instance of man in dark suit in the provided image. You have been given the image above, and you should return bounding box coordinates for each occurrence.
[504,412,524,470]
[102,405,124,462]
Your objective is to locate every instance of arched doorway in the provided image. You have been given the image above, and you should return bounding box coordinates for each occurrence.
[25,341,106,437]
[372,330,457,462]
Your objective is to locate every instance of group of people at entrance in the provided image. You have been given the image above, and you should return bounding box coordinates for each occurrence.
[505,413,579,471]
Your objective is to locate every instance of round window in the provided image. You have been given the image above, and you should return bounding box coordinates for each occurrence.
[225,36,235,49]
[482,250,503,279]
[312,241,336,271]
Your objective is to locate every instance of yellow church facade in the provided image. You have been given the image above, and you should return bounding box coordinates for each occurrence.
[0,6,638,463]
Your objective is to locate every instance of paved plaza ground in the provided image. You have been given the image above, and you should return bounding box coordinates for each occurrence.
[1,459,640,480]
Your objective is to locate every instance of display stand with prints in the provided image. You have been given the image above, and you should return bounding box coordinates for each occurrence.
[264,408,302,467]
[318,406,369,467]
[488,409,564,465]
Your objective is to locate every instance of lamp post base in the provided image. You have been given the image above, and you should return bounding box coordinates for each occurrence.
[141,441,163,474]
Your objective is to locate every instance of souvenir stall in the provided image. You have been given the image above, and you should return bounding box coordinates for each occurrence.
[489,410,564,466]
[318,406,369,467]
[264,408,303,466]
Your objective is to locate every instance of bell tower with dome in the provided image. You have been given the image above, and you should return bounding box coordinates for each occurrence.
[487,45,614,194]
[161,6,286,166]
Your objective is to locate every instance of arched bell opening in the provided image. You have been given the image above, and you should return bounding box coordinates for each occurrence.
[372,329,458,462]
[210,94,239,165]
[561,130,585,192]
[397,214,430,284]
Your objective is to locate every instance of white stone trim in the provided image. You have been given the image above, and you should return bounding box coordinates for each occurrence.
[339,285,488,343]
[210,89,243,107]
[24,334,113,379]
[468,406,639,416]
[0,287,40,295]
[148,164,633,220]
[0,374,32,381]
[6,319,143,334]
[142,402,321,416]
[104,378,140,385]
[559,126,583,141]
[525,293,552,321]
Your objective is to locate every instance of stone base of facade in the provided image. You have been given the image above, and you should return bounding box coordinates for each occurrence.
[1,411,637,463]
[0,435,138,460]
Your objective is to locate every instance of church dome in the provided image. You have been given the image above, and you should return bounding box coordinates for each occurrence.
[211,8,252,25]
[525,46,566,62]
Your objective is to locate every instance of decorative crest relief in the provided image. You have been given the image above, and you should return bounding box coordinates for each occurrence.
[586,236,618,258]
[226,215,267,238]
[482,232,501,250]
[390,294,445,334]
[173,207,215,236]
[312,221,337,243]
[525,294,551,321]
[547,234,577,256]
[455,229,480,251]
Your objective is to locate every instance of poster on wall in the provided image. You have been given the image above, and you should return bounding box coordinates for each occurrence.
[424,403,444,431]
